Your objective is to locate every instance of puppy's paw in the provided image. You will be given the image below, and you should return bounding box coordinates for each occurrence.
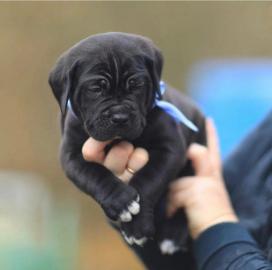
[102,184,140,222]
[121,206,155,246]
[121,231,147,246]
[119,195,140,222]
[159,239,180,255]
[156,209,189,254]
[128,197,140,215]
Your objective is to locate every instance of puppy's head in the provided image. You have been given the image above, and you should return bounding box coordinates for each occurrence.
[49,32,163,141]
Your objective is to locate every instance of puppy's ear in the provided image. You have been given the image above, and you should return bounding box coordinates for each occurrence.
[48,58,78,115]
[152,47,163,99]
[145,45,164,108]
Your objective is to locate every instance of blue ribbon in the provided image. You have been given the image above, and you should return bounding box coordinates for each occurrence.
[67,99,76,117]
[155,81,199,132]
[67,81,198,132]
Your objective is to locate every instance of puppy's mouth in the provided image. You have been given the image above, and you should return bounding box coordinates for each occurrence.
[84,116,145,142]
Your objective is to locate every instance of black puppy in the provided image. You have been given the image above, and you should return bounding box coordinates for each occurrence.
[49,32,206,254]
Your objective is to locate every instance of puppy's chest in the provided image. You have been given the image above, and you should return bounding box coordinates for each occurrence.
[132,109,187,151]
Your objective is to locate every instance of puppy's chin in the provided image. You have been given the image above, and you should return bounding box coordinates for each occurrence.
[85,124,144,141]
[86,125,144,142]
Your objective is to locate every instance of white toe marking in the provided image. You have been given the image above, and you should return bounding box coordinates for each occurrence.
[160,239,180,255]
[120,210,132,222]
[121,231,134,245]
[128,201,140,215]
[136,195,140,203]
[124,235,134,245]
[132,237,147,246]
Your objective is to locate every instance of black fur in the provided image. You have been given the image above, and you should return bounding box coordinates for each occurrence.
[49,33,206,254]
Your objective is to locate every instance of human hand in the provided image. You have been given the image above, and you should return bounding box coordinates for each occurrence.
[167,119,238,239]
[82,139,149,183]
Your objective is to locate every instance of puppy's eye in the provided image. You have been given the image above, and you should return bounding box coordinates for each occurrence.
[99,79,108,90]
[127,76,146,90]
[127,78,144,90]
[128,78,137,88]
[88,79,109,93]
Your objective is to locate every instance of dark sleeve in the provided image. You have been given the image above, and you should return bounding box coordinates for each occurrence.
[193,222,272,270]
[223,110,272,255]
[223,110,272,194]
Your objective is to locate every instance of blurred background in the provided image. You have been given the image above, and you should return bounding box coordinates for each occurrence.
[1,2,272,269]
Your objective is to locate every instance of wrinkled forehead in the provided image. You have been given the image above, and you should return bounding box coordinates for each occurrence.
[79,49,148,78]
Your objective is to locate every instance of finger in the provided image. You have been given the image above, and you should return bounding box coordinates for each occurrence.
[206,118,222,171]
[119,148,149,183]
[127,148,149,172]
[119,170,133,184]
[167,189,191,217]
[187,143,213,177]
[169,177,196,193]
[104,141,134,175]
[82,137,111,164]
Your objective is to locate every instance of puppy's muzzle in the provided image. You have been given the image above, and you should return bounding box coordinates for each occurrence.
[105,105,132,126]
[111,113,129,125]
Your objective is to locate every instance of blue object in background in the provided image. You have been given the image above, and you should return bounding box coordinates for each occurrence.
[188,59,272,158]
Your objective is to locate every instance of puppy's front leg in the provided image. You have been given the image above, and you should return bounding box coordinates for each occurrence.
[121,142,186,245]
[120,109,188,245]
[60,122,140,222]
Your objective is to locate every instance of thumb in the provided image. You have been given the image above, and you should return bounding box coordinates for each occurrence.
[187,143,213,177]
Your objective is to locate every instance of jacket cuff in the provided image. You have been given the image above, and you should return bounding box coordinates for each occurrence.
[193,222,257,270]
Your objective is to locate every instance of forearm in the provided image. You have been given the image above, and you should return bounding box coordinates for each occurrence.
[193,222,272,270]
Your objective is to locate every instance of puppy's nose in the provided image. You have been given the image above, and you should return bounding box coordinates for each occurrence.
[111,113,129,124]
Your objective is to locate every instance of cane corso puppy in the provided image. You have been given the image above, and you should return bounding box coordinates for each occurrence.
[49,32,206,254]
